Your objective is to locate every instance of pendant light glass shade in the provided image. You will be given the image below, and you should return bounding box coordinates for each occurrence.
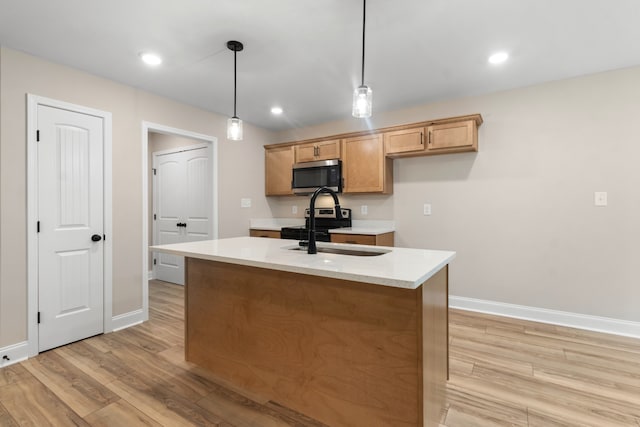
[352,85,372,118]
[352,0,372,118]
[226,40,244,140]
[227,116,243,140]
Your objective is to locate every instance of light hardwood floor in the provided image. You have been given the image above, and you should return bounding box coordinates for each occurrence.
[0,280,639,426]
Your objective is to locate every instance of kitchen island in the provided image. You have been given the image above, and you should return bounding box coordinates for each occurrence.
[151,237,454,427]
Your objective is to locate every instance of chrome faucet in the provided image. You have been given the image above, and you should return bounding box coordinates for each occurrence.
[307,186,342,254]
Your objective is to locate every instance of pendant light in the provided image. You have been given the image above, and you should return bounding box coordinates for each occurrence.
[352,0,372,118]
[227,40,244,140]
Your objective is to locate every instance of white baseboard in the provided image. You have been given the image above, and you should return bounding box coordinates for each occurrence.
[450,295,640,339]
[111,309,145,332]
[0,341,29,368]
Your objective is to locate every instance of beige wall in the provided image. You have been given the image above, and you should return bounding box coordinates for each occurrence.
[0,47,275,348]
[274,66,640,323]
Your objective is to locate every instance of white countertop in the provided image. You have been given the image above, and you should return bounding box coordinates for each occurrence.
[249,218,305,231]
[150,237,454,290]
[250,218,395,235]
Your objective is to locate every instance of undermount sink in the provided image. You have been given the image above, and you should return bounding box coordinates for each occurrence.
[288,246,390,257]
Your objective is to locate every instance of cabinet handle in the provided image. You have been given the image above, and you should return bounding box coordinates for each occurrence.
[345,240,357,244]
[428,131,432,144]
[420,132,424,145]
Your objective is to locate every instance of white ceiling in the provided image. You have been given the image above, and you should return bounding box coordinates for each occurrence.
[1,0,639,131]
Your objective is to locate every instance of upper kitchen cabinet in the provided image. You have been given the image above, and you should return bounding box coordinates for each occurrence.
[342,134,393,194]
[384,115,482,158]
[265,145,294,196]
[264,113,481,196]
[426,119,477,153]
[295,139,341,163]
[384,127,427,156]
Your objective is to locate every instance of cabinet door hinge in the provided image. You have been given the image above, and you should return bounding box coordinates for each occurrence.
[153,168,157,175]
[153,258,157,265]
[36,130,40,142]
[153,213,156,220]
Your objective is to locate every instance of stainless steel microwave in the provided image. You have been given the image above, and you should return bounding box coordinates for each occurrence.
[292,159,342,195]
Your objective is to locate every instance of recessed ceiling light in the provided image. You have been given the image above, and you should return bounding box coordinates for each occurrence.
[488,52,509,65]
[140,52,162,66]
[271,106,283,115]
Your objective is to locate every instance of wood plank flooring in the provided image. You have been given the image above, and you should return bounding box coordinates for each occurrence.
[0,280,639,426]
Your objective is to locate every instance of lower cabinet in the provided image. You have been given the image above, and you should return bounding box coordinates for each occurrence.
[249,229,281,239]
[330,232,394,247]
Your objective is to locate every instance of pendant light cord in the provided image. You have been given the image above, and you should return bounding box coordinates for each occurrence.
[361,0,366,86]
[233,48,237,117]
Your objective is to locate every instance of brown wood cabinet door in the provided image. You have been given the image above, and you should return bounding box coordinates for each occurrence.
[384,127,426,155]
[295,139,341,163]
[249,229,281,238]
[330,232,394,246]
[342,134,392,194]
[294,143,318,163]
[265,145,294,196]
[427,120,477,153]
[315,139,341,160]
[330,233,377,245]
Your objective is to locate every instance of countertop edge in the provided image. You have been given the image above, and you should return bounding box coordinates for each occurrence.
[151,239,454,290]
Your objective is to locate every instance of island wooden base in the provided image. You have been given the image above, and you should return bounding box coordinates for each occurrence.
[185,258,448,427]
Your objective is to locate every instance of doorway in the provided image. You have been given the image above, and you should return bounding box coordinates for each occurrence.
[27,95,113,356]
[141,123,218,315]
[152,142,213,284]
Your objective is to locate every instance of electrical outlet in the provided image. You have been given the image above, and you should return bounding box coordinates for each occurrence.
[361,205,368,215]
[594,192,607,207]
[423,203,432,216]
[240,198,252,208]
[292,205,298,215]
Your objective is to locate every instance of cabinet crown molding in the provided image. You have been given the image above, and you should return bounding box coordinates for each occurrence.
[264,113,483,149]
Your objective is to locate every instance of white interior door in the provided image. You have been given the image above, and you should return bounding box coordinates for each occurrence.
[37,105,104,352]
[154,146,212,285]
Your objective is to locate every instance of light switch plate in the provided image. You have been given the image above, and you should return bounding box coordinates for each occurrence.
[423,203,432,216]
[241,198,252,208]
[361,205,368,215]
[292,205,298,214]
[594,192,607,207]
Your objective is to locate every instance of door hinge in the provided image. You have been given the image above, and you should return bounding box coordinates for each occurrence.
[103,234,106,241]
[153,258,157,265]
[37,312,41,324]
[153,168,157,175]
[36,130,40,142]
[37,221,40,233]
[153,213,156,220]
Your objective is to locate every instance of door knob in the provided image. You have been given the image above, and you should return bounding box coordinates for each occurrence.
[91,234,102,242]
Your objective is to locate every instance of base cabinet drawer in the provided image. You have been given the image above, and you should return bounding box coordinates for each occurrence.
[250,229,281,239]
[330,232,394,246]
